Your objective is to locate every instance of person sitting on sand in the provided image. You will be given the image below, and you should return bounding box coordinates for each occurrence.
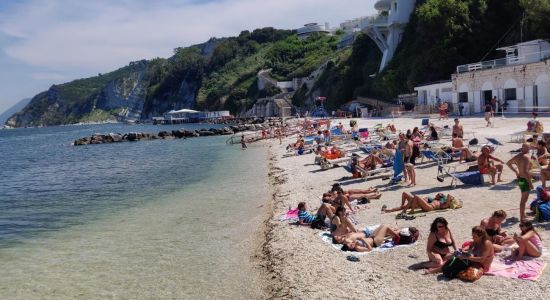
[296,202,334,226]
[334,225,407,252]
[478,145,504,184]
[451,133,477,162]
[480,210,515,252]
[426,226,494,275]
[417,218,457,271]
[331,207,357,237]
[381,192,454,215]
[322,190,355,212]
[330,183,381,201]
[512,221,543,260]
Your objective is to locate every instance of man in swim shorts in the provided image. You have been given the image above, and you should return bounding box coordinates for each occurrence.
[507,143,533,222]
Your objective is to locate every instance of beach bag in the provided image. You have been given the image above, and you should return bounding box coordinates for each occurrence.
[534,201,550,222]
[310,215,325,229]
[442,256,469,279]
[457,266,484,282]
[468,138,478,146]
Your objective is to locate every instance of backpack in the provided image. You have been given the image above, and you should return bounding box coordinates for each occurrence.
[442,256,469,279]
[394,228,419,245]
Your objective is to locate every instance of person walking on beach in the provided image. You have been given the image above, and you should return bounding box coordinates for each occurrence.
[491,96,497,116]
[484,103,493,127]
[404,134,416,186]
[276,127,282,145]
[240,135,247,150]
[506,143,533,222]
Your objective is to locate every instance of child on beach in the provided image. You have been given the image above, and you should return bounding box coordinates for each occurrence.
[512,221,543,260]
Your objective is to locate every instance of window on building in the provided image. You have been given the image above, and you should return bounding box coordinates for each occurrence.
[504,88,517,100]
[394,2,397,11]
[458,92,468,103]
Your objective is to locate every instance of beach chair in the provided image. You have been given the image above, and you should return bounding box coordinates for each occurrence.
[436,161,484,188]
[421,149,451,165]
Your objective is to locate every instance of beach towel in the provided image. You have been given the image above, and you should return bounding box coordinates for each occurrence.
[452,171,483,185]
[319,225,417,256]
[278,208,299,221]
[486,257,546,281]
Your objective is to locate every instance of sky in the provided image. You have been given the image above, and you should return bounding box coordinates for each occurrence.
[0,0,376,114]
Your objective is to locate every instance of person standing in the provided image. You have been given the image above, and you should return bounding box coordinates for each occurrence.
[484,103,493,127]
[506,143,534,222]
[491,96,497,116]
[404,134,416,186]
[241,135,247,150]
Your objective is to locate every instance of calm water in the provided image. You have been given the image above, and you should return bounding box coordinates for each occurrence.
[0,124,269,298]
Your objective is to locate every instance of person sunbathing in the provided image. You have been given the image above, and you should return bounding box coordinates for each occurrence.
[296,201,334,226]
[381,192,454,215]
[512,221,543,260]
[417,217,457,271]
[330,207,357,237]
[478,145,504,184]
[451,133,477,162]
[355,151,385,171]
[331,183,381,201]
[333,225,402,252]
[480,210,515,252]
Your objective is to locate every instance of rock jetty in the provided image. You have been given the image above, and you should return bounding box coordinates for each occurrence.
[73,125,261,146]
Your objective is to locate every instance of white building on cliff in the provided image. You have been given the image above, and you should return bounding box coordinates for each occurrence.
[340,0,416,71]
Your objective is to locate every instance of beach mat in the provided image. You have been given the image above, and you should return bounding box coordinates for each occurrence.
[486,257,546,281]
[319,225,417,256]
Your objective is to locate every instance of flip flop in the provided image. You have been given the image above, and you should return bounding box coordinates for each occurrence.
[404,215,416,221]
[347,255,360,262]
[396,213,405,219]
[381,204,387,212]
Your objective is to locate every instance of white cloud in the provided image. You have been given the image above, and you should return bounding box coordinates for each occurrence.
[0,0,376,73]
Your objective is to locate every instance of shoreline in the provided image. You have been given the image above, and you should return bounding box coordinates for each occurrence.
[260,116,550,299]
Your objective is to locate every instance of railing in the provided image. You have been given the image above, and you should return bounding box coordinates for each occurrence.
[457,49,550,74]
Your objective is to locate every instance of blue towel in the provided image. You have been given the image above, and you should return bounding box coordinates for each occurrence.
[452,171,483,185]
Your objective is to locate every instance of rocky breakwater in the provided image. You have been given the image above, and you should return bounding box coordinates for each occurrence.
[73,127,236,146]
[71,123,273,146]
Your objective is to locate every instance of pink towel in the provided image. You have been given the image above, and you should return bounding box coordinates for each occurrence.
[278,208,299,221]
[486,257,546,281]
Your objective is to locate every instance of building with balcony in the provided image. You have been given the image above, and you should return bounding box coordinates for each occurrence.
[452,39,550,114]
[340,0,416,71]
[296,23,330,40]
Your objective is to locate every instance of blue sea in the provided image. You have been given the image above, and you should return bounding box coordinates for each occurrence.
[0,124,269,298]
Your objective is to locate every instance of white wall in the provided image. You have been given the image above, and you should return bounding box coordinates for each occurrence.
[414,81,452,105]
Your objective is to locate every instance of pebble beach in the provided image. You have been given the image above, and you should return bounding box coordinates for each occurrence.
[261,115,550,299]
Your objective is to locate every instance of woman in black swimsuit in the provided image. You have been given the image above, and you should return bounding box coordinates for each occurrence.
[480,210,515,252]
[423,217,457,271]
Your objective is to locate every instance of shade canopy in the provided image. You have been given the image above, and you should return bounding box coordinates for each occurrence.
[168,109,199,114]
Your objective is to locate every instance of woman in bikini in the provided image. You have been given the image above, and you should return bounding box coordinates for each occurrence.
[381,192,453,215]
[330,183,381,201]
[333,225,402,252]
[426,226,494,276]
[419,217,457,271]
[330,207,357,238]
[479,210,514,252]
[513,221,543,260]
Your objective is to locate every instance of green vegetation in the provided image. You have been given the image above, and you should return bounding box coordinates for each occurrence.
[306,0,550,108]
